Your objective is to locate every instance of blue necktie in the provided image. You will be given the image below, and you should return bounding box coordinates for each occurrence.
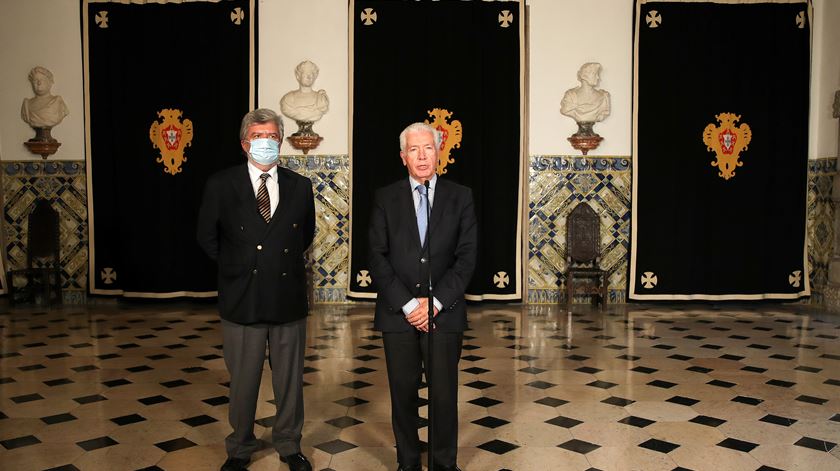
[416,184,428,246]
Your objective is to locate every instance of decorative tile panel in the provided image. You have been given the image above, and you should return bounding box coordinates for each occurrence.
[527,156,631,304]
[2,155,832,307]
[278,156,351,303]
[807,157,836,306]
[2,161,88,303]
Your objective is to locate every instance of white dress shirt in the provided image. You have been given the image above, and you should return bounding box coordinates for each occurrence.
[247,162,279,217]
[409,174,437,211]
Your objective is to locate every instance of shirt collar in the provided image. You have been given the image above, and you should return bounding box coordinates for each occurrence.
[247,161,278,183]
[409,174,437,192]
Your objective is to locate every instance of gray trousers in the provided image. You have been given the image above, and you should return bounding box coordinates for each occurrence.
[222,318,306,459]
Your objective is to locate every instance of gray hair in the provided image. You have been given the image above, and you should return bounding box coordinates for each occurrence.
[239,108,284,140]
[399,122,442,151]
[28,66,54,83]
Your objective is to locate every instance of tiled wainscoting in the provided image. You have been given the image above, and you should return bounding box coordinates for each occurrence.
[2,156,834,306]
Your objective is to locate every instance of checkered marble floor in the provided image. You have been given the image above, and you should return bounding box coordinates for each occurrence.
[1,302,839,471]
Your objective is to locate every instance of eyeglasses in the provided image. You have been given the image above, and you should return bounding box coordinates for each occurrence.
[247,132,281,141]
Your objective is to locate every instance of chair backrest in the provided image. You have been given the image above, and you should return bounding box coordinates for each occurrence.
[566,202,600,265]
[27,198,60,266]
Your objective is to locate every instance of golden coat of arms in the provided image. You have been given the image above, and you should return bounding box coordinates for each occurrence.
[424,108,462,175]
[149,108,193,175]
[702,112,752,180]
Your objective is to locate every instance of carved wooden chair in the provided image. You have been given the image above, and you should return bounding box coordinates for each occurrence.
[7,198,62,305]
[564,202,607,308]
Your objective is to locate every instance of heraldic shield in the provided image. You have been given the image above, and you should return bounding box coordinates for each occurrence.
[630,0,810,300]
[702,112,752,181]
[149,108,194,175]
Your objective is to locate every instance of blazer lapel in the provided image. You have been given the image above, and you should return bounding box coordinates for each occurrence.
[398,179,422,250]
[429,178,448,236]
[269,168,296,230]
[230,164,265,224]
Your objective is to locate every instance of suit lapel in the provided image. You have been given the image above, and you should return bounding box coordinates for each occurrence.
[231,164,265,225]
[269,168,296,231]
[429,178,448,236]
[397,179,422,250]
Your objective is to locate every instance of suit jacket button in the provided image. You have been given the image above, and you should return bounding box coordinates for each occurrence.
[284,248,289,253]
[420,257,427,263]
[257,245,263,250]
[282,272,287,277]
[293,223,298,228]
[240,226,244,231]
[252,269,258,274]
[415,283,420,288]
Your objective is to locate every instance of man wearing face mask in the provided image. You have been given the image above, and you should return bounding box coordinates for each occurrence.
[197,108,315,471]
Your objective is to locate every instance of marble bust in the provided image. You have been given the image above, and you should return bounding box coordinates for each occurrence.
[21,66,69,129]
[280,61,329,124]
[560,62,611,124]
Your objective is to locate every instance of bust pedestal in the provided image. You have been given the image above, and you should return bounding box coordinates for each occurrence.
[286,121,323,155]
[567,121,603,156]
[23,127,61,159]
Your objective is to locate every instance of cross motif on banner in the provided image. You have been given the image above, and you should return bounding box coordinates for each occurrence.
[231,7,244,25]
[641,272,657,289]
[101,267,117,284]
[795,11,805,29]
[498,10,513,28]
[789,270,802,288]
[356,270,372,287]
[95,11,109,28]
[646,10,662,28]
[361,8,377,26]
[493,271,509,288]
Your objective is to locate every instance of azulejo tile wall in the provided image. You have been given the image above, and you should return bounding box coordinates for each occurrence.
[277,156,350,304]
[2,161,88,304]
[527,156,631,304]
[807,157,837,305]
[2,156,834,307]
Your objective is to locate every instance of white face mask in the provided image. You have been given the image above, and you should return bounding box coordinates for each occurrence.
[249,138,279,165]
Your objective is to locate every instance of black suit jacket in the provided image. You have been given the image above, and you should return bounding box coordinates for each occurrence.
[196,164,315,325]
[368,178,478,332]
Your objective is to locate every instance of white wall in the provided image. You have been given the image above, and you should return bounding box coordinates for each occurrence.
[0,0,837,161]
[259,0,348,155]
[527,0,633,156]
[810,0,840,159]
[0,0,85,160]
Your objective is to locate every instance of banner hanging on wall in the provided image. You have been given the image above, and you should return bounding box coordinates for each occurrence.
[630,0,811,300]
[83,0,256,297]
[348,0,525,301]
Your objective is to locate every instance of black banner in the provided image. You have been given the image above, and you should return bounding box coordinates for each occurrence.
[349,0,524,300]
[630,0,811,300]
[84,0,256,296]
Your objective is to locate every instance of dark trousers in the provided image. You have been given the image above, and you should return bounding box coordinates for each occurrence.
[222,318,306,460]
[383,330,463,468]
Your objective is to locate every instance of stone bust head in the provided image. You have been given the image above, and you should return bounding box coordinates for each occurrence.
[560,62,611,124]
[21,66,69,128]
[280,60,330,123]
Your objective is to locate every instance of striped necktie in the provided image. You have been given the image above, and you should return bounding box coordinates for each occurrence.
[257,173,271,223]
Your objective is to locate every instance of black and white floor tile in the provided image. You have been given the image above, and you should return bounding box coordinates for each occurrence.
[1,302,839,470]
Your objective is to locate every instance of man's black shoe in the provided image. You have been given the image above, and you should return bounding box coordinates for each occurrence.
[280,452,313,471]
[433,465,462,471]
[220,457,249,471]
[396,465,422,471]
